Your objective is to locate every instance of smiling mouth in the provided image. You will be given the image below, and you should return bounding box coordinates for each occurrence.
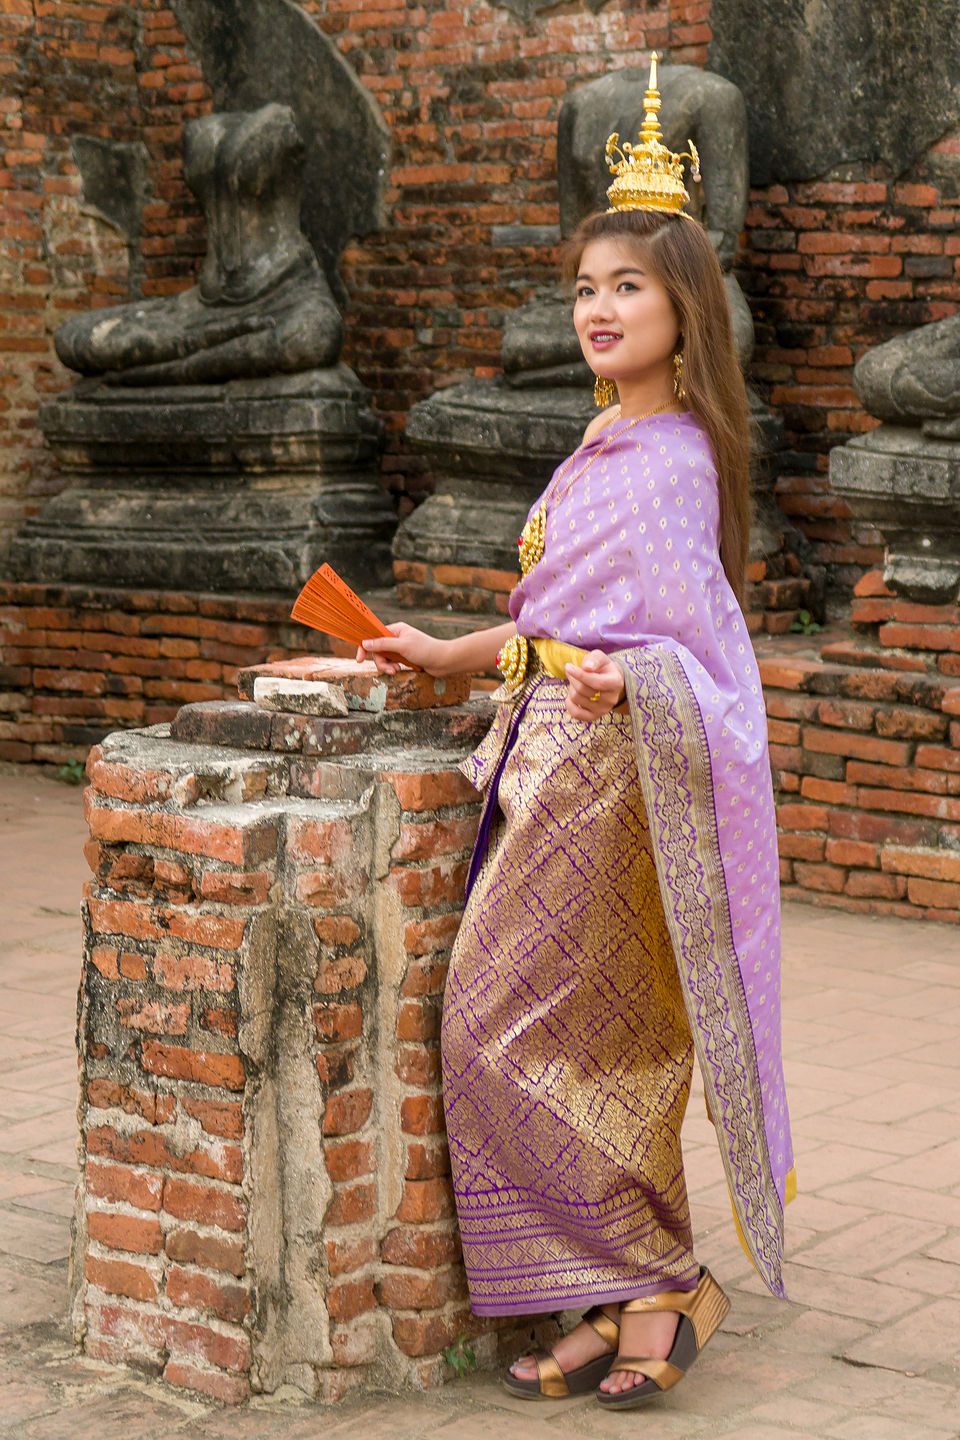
[590,331,622,344]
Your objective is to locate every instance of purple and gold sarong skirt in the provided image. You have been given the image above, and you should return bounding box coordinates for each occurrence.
[442,681,700,1315]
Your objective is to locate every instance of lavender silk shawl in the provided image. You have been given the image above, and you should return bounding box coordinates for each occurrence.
[505,410,793,1299]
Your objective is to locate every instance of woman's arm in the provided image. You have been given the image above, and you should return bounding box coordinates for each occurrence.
[358,620,516,677]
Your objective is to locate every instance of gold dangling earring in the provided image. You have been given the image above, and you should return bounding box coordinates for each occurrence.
[594,374,616,408]
[673,350,686,403]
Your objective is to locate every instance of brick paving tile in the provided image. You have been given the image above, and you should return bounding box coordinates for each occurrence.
[841,1297,960,1375]
[874,1375,960,1429]
[10,1185,77,1220]
[0,1208,71,1263]
[825,1418,957,1440]
[1,764,960,1437]
[791,1213,947,1278]
[745,1394,850,1430]
[0,1264,65,1329]
[874,1255,960,1296]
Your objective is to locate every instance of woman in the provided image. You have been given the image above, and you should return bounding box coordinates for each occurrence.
[361,57,793,1411]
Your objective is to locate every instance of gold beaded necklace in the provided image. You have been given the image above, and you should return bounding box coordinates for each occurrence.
[517,399,674,576]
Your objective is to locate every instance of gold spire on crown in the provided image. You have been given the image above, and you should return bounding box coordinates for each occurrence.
[605,52,701,216]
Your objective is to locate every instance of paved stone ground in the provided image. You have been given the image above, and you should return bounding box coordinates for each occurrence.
[1,763,959,1439]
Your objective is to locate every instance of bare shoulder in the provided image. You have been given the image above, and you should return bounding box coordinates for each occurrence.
[581,404,621,444]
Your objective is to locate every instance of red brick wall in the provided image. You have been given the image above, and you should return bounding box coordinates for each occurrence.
[0,0,208,543]
[761,572,960,925]
[2,1,958,591]
[743,160,960,592]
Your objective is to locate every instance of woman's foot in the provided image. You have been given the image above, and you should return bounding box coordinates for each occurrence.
[509,1304,619,1382]
[597,1305,681,1396]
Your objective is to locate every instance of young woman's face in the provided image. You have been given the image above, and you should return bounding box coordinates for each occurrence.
[573,237,681,389]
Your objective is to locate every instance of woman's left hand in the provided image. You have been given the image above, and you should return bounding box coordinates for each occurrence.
[564,651,626,722]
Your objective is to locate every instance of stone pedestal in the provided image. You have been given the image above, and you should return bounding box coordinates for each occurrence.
[399,378,788,582]
[830,425,960,602]
[76,660,555,1403]
[9,367,395,593]
[397,379,595,574]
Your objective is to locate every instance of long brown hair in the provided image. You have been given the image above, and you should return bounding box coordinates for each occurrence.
[562,209,752,604]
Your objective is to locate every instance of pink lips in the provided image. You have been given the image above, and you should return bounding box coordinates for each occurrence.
[589,330,621,348]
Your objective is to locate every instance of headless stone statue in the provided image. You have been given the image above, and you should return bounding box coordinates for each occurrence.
[852,316,960,438]
[501,64,754,388]
[831,319,960,602]
[55,104,343,385]
[13,101,396,593]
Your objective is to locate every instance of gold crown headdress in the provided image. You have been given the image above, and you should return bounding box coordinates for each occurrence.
[605,53,701,216]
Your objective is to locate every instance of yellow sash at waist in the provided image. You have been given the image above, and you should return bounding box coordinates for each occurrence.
[530,637,586,680]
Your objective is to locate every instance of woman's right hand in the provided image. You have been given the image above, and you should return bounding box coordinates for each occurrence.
[356,622,449,676]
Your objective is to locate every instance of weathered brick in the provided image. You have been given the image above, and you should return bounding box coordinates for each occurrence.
[323,1088,373,1137]
[326,1180,376,1228]
[792,862,846,894]
[377,1267,466,1310]
[405,1139,451,1180]
[165,1228,245,1277]
[881,846,960,882]
[86,1161,164,1212]
[325,1137,375,1183]
[906,876,960,908]
[328,1275,377,1321]
[394,817,480,862]
[314,1001,363,1042]
[846,761,959,795]
[403,912,462,956]
[397,997,443,1042]
[163,1178,246,1233]
[380,768,480,812]
[116,996,190,1035]
[874,707,949,741]
[141,1042,245,1092]
[815,699,877,730]
[87,1125,243,1183]
[395,1176,456,1223]
[160,1313,251,1374]
[162,1361,250,1403]
[325,1234,378,1278]
[802,727,911,766]
[179,1096,244,1140]
[86,803,277,867]
[87,899,247,951]
[85,1253,158,1302]
[153,951,236,993]
[88,1211,164,1256]
[777,833,825,862]
[400,1093,445,1135]
[391,1309,467,1358]
[381,1225,462,1269]
[776,803,828,831]
[825,838,879,868]
[844,870,906,900]
[166,1264,250,1324]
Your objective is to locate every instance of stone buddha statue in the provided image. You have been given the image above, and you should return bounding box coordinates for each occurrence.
[16,99,397,594]
[55,103,343,386]
[831,312,960,602]
[501,63,755,389]
[852,316,960,438]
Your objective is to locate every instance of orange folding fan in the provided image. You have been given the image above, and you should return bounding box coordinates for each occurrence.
[291,564,417,668]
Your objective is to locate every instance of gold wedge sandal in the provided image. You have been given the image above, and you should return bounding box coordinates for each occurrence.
[501,1305,621,1399]
[596,1266,730,1410]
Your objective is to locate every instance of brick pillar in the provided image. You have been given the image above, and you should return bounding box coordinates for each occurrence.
[76,659,555,1402]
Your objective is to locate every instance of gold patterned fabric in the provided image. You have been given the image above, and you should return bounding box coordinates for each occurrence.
[442,680,700,1313]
